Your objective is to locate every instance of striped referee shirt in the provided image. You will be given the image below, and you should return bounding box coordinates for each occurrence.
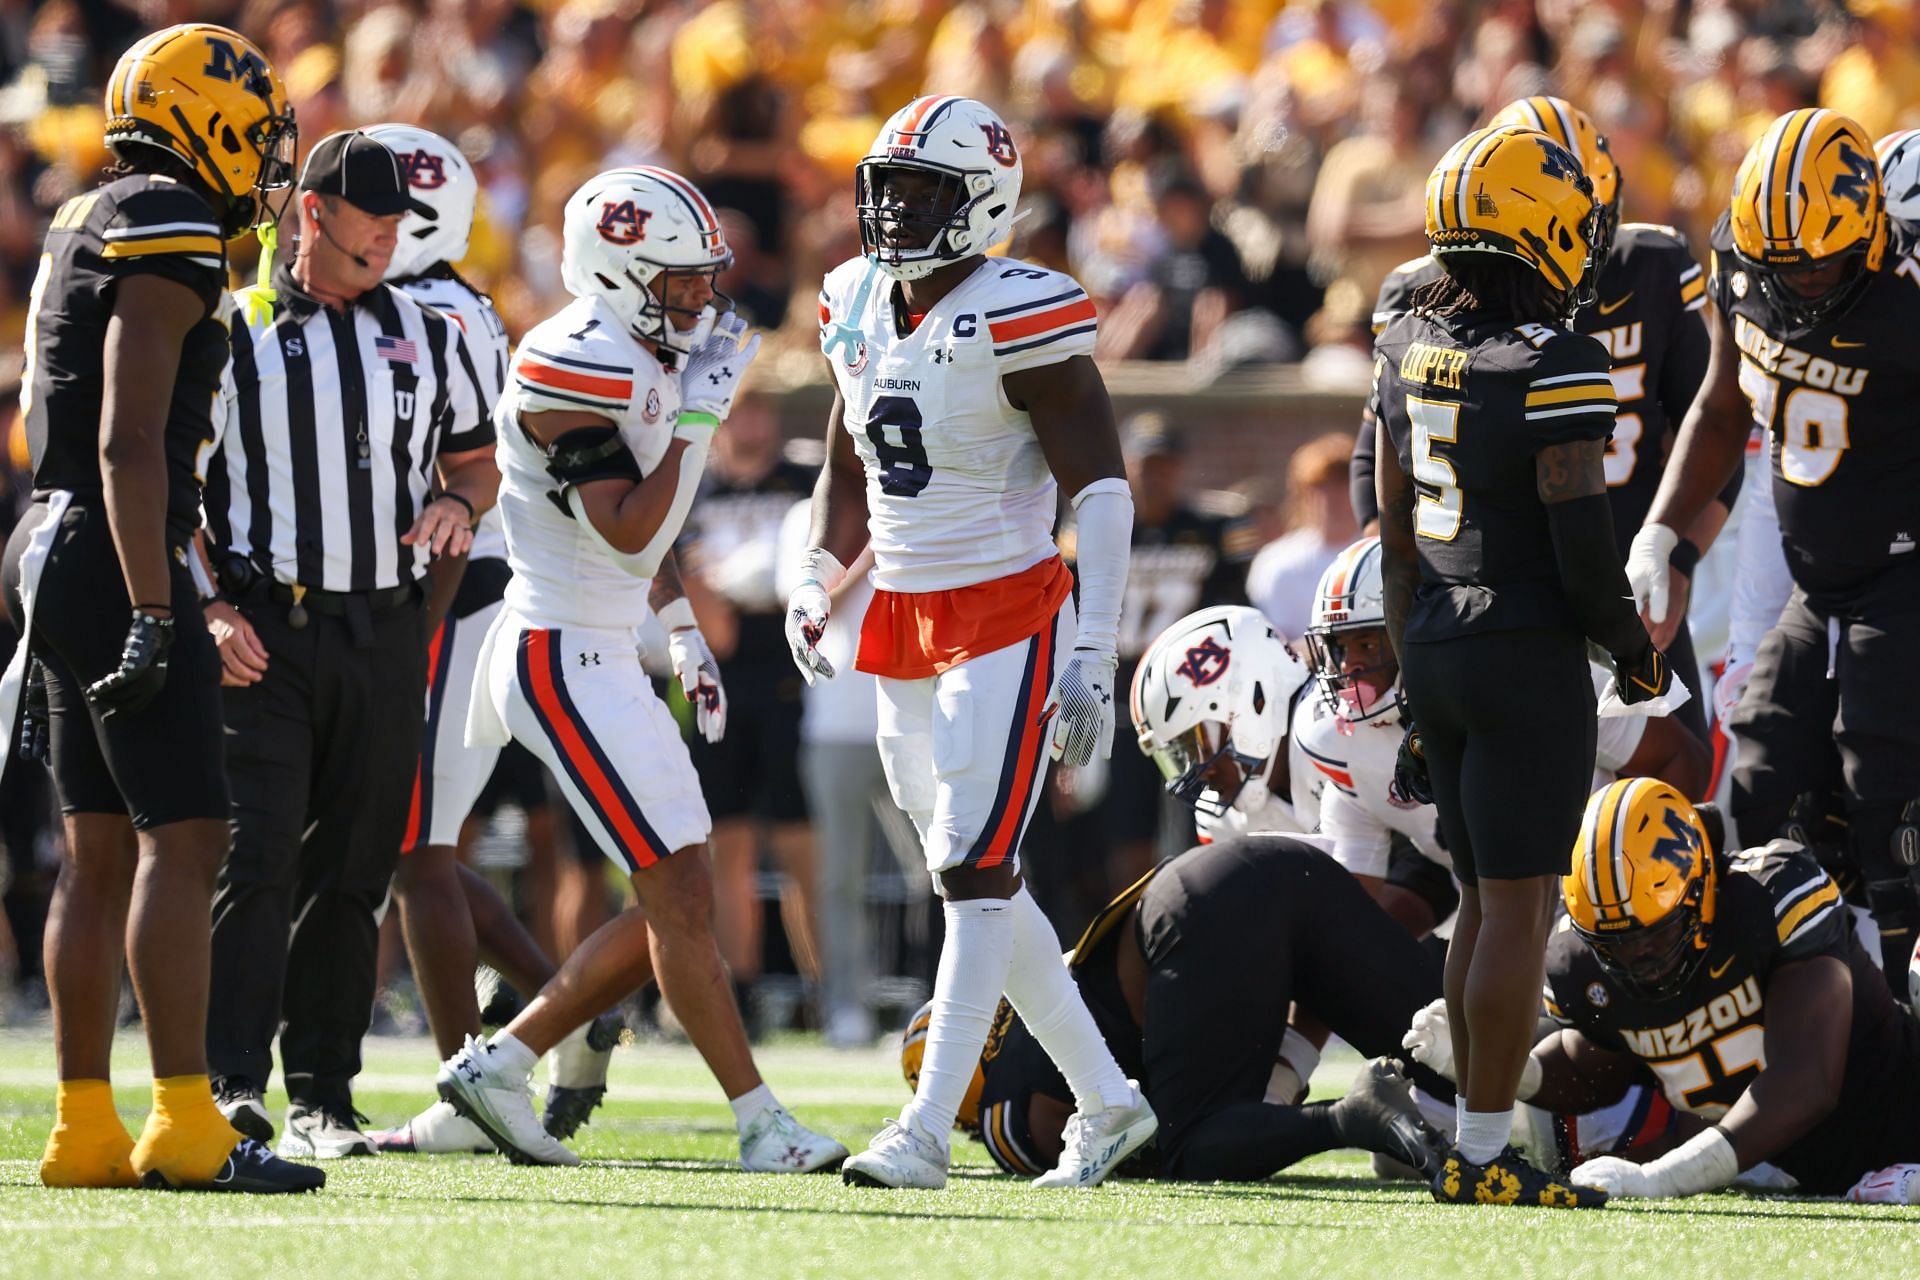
[207,261,494,592]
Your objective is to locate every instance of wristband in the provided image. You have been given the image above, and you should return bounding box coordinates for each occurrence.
[1668,538,1701,577]
[797,546,848,595]
[1642,1125,1739,1197]
[440,491,478,527]
[656,597,697,632]
[673,410,721,443]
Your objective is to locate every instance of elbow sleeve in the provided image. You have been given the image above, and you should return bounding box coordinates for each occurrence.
[1546,493,1647,659]
[1068,479,1134,655]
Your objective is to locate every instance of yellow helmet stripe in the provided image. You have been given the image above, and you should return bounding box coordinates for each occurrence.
[1577,786,1618,915]
[1769,110,1819,244]
[1754,112,1794,242]
[1545,98,1581,163]
[1432,133,1476,231]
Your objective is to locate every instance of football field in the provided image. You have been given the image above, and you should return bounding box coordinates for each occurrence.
[0,1030,1915,1280]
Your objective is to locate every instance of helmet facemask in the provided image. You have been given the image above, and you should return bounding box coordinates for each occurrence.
[1743,245,1878,341]
[856,159,993,281]
[1573,877,1712,1002]
[1303,623,1400,725]
[1144,719,1266,818]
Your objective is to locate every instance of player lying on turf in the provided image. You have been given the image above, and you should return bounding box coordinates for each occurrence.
[901,834,1453,1182]
[1405,778,1920,1198]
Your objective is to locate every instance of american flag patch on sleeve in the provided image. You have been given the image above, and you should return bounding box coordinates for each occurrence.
[375,335,419,364]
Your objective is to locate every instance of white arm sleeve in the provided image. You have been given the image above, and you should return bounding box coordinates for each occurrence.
[565,423,715,582]
[1068,477,1133,655]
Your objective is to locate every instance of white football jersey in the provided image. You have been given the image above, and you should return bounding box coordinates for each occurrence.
[819,255,1099,593]
[493,296,680,630]
[1290,695,1447,879]
[398,272,512,562]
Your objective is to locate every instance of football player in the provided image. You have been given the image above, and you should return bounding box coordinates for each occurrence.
[903,835,1450,1183]
[0,26,319,1194]
[1351,98,1732,768]
[1408,778,1920,1198]
[432,166,843,1174]
[1374,124,1678,1209]
[1628,109,1920,994]
[785,96,1158,1189]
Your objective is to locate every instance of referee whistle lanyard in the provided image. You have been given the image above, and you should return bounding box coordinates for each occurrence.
[238,221,279,328]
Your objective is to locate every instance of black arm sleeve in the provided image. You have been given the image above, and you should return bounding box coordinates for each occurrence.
[545,425,642,484]
[1546,492,1648,659]
[1714,454,1744,512]
[1351,408,1379,526]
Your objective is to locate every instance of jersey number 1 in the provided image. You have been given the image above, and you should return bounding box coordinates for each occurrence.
[864,394,932,497]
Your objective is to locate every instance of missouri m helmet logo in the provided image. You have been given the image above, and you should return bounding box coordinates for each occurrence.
[1830,138,1876,216]
[201,35,273,102]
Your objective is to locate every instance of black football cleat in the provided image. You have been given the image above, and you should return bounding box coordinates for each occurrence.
[1431,1144,1606,1209]
[1331,1058,1449,1180]
[143,1139,326,1194]
[542,1085,607,1141]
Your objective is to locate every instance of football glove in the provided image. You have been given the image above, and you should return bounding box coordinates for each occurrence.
[18,658,49,765]
[1571,1128,1738,1199]
[1612,641,1672,707]
[1712,655,1754,727]
[1625,523,1679,625]
[1049,648,1117,767]
[1390,721,1434,807]
[85,609,174,717]
[668,625,728,744]
[1400,998,1456,1083]
[679,311,761,423]
[784,581,834,685]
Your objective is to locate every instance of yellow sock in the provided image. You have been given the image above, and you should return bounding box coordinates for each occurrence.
[131,1075,243,1188]
[40,1079,139,1189]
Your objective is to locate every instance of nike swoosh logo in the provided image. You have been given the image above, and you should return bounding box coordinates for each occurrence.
[1710,956,1733,978]
[1598,293,1633,316]
[1832,337,1866,348]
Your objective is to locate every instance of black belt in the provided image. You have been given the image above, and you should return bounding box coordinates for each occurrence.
[264,581,419,617]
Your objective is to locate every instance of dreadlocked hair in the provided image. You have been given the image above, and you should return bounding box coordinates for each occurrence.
[1411,253,1568,326]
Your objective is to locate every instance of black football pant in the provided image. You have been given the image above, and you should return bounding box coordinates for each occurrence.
[207,586,426,1105]
[1731,560,1920,992]
[1137,837,1447,1179]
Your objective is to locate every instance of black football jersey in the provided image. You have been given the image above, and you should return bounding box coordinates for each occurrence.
[1089,506,1251,662]
[675,457,817,660]
[1373,309,1617,639]
[1708,214,1920,594]
[1545,842,1914,1189]
[1371,227,1709,560]
[23,174,230,540]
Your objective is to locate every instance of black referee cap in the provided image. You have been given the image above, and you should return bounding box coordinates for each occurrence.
[299,131,434,218]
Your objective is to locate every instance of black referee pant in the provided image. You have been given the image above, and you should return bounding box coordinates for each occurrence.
[207,583,427,1106]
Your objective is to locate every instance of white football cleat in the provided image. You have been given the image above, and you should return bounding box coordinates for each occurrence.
[739,1105,849,1174]
[1032,1083,1157,1188]
[841,1118,949,1189]
[436,1035,581,1167]
[367,1101,493,1154]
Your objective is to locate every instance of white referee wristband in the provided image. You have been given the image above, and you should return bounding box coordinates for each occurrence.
[1640,1126,1740,1197]
[797,546,847,594]
[656,597,697,632]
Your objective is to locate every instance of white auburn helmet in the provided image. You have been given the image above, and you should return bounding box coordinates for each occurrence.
[1304,536,1401,725]
[858,95,1024,281]
[362,123,477,281]
[1130,605,1310,818]
[560,165,732,353]
[1878,130,1920,223]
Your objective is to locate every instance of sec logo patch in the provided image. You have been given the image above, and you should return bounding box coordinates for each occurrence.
[1587,982,1610,1008]
[643,388,662,422]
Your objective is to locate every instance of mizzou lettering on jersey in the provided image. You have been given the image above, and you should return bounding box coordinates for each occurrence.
[1617,976,1763,1059]
[1731,314,1869,395]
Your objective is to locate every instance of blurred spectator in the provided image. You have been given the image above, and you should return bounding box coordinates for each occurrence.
[1247,431,1359,640]
[1099,168,1255,362]
[1305,73,1434,308]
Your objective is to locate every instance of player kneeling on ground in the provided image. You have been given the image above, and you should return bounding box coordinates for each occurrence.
[900,835,1451,1182]
[1406,777,1920,1199]
[434,166,842,1173]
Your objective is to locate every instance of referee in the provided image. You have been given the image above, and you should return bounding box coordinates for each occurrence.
[200,131,499,1159]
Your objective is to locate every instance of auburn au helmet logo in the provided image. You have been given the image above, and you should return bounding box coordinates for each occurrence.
[980,122,1018,168]
[597,199,651,245]
[1176,638,1231,687]
[401,150,448,190]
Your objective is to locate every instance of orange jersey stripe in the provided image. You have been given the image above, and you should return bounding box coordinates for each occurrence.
[1313,759,1355,791]
[518,359,633,401]
[988,297,1097,343]
[524,631,657,864]
[402,622,451,851]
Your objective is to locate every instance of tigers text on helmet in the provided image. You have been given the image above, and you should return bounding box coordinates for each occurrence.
[857,96,1024,281]
[362,124,478,280]
[1877,129,1920,223]
[1425,124,1603,314]
[1730,109,1887,339]
[104,24,297,239]
[1304,536,1400,726]
[560,166,733,355]
[1489,96,1621,275]
[1564,778,1719,1002]
[1130,605,1310,819]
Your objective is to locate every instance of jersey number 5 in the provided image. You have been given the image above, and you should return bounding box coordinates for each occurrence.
[1407,397,1463,540]
[864,394,933,498]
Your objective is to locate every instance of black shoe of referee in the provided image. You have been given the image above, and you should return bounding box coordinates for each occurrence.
[142,1139,326,1194]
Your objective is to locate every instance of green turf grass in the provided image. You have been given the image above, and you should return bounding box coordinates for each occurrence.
[0,1028,1914,1280]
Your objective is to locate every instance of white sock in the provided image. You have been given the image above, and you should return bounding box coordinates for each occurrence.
[899,897,1015,1143]
[999,887,1132,1113]
[728,1083,778,1132]
[486,1031,538,1078]
[1456,1104,1513,1165]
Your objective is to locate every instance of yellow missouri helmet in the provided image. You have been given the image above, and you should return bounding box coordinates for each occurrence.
[899,999,992,1134]
[1425,124,1601,306]
[104,24,297,238]
[1490,97,1620,263]
[1730,108,1886,334]
[1565,778,1718,1000]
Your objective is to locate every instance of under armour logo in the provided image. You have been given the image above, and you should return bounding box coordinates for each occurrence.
[578,652,602,667]
[930,348,954,364]
[708,367,731,385]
